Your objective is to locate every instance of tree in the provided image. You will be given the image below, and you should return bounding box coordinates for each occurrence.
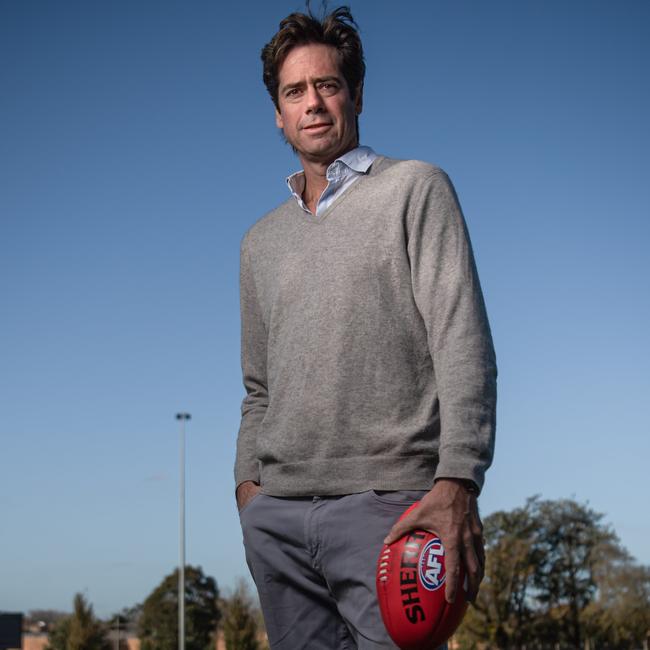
[456,498,542,649]
[222,579,260,650]
[532,498,615,648]
[106,607,139,650]
[137,565,220,650]
[583,546,650,650]
[455,497,635,650]
[46,593,110,650]
[46,617,72,650]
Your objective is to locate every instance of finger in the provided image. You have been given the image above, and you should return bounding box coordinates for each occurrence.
[471,512,486,577]
[463,539,481,602]
[444,545,460,604]
[474,532,486,574]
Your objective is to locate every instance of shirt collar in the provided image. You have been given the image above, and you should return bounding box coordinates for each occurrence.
[286,145,377,199]
[334,145,377,174]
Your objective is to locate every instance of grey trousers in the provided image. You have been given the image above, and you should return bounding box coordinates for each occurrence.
[239,489,428,649]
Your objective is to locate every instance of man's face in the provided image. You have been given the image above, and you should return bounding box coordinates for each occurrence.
[275,43,362,165]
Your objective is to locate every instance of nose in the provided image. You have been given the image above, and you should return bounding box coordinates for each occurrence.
[305,85,325,114]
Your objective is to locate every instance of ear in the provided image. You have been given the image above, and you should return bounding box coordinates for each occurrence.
[275,107,284,130]
[354,83,364,115]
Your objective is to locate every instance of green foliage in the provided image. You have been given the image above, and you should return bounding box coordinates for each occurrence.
[137,565,220,650]
[222,579,260,650]
[46,593,110,650]
[455,497,649,650]
[46,617,71,650]
[583,551,650,649]
[457,498,542,648]
[533,498,613,647]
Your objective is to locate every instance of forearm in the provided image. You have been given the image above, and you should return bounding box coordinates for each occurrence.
[407,170,497,491]
[432,328,497,491]
[235,234,269,489]
[234,392,266,487]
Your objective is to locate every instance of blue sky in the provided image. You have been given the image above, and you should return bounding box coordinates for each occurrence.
[1,0,649,618]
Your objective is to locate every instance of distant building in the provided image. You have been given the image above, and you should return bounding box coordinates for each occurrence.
[22,634,48,650]
[0,613,23,650]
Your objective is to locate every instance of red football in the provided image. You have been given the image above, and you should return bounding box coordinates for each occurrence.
[376,503,468,649]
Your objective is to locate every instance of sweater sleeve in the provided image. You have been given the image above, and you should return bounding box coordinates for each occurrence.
[234,235,267,489]
[407,169,497,493]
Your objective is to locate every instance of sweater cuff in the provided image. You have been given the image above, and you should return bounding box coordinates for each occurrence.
[434,477,479,495]
[434,452,487,495]
[234,463,261,492]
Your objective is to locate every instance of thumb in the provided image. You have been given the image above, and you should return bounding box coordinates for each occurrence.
[383,514,418,545]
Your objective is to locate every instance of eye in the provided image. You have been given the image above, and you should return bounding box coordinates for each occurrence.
[318,81,339,94]
[286,88,302,98]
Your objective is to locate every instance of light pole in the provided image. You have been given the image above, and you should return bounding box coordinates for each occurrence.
[176,412,191,650]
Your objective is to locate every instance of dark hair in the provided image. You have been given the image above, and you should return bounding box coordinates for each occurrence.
[261,5,365,111]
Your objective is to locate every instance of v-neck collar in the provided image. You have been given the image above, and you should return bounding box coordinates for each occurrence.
[286,146,378,217]
[288,155,386,225]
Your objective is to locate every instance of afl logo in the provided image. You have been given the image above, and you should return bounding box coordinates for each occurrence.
[419,537,446,591]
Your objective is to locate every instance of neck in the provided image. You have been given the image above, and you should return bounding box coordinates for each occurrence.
[300,159,329,214]
[298,143,358,214]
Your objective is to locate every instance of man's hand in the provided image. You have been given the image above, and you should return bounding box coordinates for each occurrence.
[383,479,485,604]
[236,480,261,512]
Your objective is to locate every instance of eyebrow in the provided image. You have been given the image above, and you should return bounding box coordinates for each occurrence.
[280,75,342,94]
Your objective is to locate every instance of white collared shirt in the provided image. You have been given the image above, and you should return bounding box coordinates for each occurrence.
[286,146,378,216]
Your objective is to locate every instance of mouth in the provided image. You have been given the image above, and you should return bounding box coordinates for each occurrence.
[302,122,333,132]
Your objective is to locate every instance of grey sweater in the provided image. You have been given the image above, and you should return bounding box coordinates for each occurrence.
[235,156,496,496]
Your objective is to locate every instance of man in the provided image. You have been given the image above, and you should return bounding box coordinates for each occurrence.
[235,7,496,649]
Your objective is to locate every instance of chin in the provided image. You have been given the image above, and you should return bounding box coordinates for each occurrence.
[300,144,338,160]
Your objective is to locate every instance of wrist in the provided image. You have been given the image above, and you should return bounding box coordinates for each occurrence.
[435,477,479,496]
